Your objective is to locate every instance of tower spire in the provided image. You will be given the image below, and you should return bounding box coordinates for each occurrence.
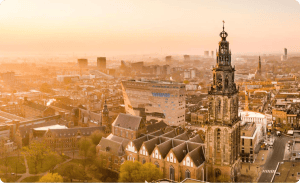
[223,20,225,31]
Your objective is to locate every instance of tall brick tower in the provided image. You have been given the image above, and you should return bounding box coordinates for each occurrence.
[204,21,241,182]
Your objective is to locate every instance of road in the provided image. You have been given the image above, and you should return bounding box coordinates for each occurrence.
[257,135,291,182]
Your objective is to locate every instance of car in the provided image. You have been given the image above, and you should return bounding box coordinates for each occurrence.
[276,131,281,137]
[269,144,273,148]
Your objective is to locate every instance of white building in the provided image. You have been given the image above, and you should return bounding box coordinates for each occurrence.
[239,111,267,141]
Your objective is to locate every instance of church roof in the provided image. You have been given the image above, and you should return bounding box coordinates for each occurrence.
[112,113,142,130]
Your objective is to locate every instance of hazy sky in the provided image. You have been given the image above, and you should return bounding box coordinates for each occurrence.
[0,0,299,56]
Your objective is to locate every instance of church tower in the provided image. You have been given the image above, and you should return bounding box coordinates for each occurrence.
[204,21,241,182]
[258,56,262,74]
[102,100,110,133]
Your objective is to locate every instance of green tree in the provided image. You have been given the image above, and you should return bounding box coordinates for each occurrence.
[139,163,163,182]
[57,163,86,182]
[183,80,190,84]
[0,137,10,175]
[90,130,104,145]
[22,140,51,174]
[78,138,92,166]
[119,161,163,182]
[39,173,63,182]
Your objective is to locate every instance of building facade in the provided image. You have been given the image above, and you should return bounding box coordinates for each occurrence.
[204,23,241,182]
[240,122,258,163]
[122,80,186,126]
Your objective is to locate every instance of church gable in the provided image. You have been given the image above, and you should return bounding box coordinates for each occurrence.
[151,146,162,160]
[126,141,137,153]
[166,150,177,164]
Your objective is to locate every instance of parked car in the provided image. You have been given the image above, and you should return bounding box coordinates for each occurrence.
[276,131,281,137]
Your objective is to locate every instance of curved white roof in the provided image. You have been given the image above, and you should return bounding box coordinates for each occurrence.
[239,111,266,118]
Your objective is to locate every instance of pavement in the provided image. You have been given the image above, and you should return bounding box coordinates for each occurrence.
[257,135,292,182]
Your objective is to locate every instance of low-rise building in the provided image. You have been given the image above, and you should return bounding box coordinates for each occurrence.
[240,122,258,163]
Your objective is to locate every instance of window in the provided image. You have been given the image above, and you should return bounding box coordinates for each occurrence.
[242,138,244,146]
[155,161,159,168]
[250,139,253,146]
[217,129,221,151]
[142,158,146,164]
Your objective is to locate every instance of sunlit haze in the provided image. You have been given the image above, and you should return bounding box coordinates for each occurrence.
[0,0,300,56]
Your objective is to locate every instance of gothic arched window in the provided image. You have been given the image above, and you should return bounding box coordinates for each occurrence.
[225,76,229,88]
[224,98,228,115]
[217,99,222,119]
[216,129,221,152]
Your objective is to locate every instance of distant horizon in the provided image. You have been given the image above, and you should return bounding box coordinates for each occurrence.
[0,0,299,57]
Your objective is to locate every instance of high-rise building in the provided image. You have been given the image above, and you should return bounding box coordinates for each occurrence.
[97,57,106,70]
[258,56,262,74]
[204,22,241,182]
[211,51,214,58]
[284,48,287,56]
[78,59,88,68]
[204,51,209,57]
[165,56,172,62]
[121,80,186,126]
[281,48,288,61]
[184,55,190,61]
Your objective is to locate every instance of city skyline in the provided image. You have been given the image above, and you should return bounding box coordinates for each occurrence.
[0,0,299,56]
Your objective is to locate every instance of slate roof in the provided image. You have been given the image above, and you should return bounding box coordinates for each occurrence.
[51,102,74,111]
[188,135,204,144]
[47,126,105,138]
[157,139,183,158]
[146,120,168,134]
[148,129,164,136]
[98,137,124,156]
[23,101,48,111]
[132,135,153,151]
[143,137,168,155]
[174,132,190,141]
[188,146,205,167]
[112,113,142,130]
[106,134,130,148]
[161,130,177,138]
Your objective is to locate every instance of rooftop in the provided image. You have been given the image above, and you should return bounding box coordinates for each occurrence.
[33,124,68,131]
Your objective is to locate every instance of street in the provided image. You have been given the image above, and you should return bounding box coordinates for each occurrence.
[257,135,291,182]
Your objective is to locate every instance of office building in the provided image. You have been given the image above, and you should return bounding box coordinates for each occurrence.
[97,57,106,70]
[121,80,186,126]
[78,59,88,67]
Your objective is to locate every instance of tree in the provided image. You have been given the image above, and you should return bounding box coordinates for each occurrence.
[0,137,10,175]
[57,163,86,182]
[139,163,163,182]
[78,138,92,166]
[118,161,163,182]
[22,140,51,174]
[39,173,63,182]
[90,130,104,146]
